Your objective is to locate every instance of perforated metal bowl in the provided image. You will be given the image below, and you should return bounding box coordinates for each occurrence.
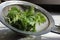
[0,1,54,36]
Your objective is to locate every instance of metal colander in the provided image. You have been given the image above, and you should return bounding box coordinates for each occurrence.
[0,1,54,36]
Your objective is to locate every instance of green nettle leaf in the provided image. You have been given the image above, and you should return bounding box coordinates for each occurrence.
[5,6,46,32]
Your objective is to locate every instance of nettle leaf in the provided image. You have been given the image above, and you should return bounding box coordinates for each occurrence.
[5,6,46,32]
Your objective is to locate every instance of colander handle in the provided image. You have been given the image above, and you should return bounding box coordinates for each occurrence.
[51,25,60,34]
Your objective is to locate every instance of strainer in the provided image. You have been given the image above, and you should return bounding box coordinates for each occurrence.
[0,1,54,36]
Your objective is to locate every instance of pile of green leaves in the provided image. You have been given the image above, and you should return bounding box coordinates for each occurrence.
[5,6,46,32]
